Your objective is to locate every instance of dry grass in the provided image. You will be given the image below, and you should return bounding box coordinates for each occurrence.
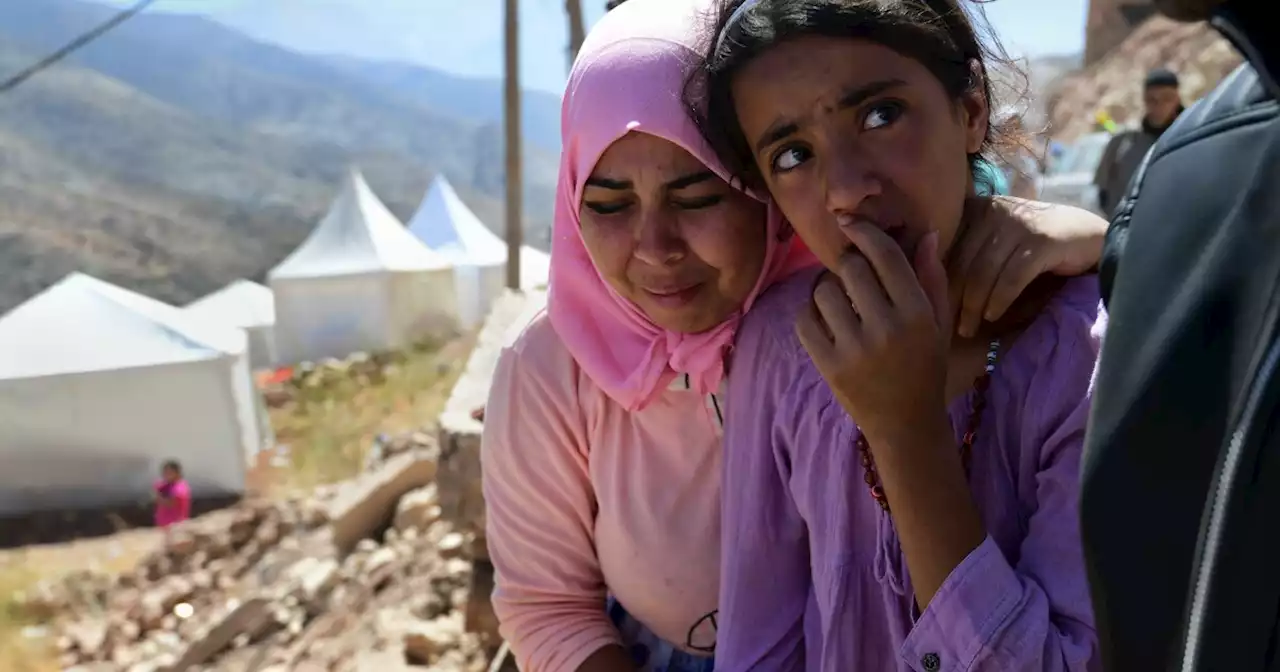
[259,334,475,494]
[0,334,476,669]
[0,530,159,671]
[0,565,54,672]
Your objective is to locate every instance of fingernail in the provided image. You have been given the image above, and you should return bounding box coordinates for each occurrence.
[836,213,856,229]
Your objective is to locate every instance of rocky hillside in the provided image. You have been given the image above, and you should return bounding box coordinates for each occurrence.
[0,0,558,313]
[1047,15,1243,142]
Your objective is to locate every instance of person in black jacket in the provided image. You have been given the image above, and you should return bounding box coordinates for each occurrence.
[1092,68,1184,216]
[1080,0,1280,670]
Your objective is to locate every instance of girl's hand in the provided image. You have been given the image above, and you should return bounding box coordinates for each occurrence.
[949,197,1107,337]
[795,220,951,446]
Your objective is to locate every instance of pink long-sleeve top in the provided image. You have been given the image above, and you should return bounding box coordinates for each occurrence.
[481,314,727,672]
[717,269,1103,672]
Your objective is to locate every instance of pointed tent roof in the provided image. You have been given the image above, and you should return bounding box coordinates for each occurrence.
[407,175,551,287]
[406,175,507,266]
[0,273,246,380]
[269,168,452,281]
[184,279,275,328]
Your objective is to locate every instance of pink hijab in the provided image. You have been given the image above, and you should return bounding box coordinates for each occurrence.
[547,0,815,412]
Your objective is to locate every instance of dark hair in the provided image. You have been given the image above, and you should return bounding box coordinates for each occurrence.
[685,0,1025,190]
[162,459,182,476]
[1144,67,1180,89]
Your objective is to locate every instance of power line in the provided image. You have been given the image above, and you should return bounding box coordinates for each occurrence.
[0,0,159,95]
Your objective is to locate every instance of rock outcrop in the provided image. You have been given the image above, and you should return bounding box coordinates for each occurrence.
[1049,15,1243,142]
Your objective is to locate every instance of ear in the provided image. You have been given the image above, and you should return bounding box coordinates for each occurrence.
[960,60,989,155]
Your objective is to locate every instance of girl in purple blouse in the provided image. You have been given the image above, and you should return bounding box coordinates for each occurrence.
[687,1,1102,670]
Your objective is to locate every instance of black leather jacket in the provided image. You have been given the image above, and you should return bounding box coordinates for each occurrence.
[1081,1,1280,669]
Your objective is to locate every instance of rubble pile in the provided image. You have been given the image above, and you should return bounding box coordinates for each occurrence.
[14,432,501,672]
[1047,15,1243,142]
[261,345,441,408]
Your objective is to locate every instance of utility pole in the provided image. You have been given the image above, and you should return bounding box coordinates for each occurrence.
[566,0,586,71]
[503,0,523,290]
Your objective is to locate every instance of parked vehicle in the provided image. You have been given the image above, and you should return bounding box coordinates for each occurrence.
[1038,131,1113,215]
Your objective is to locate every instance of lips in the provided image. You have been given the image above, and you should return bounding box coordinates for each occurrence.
[640,282,704,309]
[644,283,700,297]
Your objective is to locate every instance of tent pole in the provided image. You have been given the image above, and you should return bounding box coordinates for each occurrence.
[503,0,523,291]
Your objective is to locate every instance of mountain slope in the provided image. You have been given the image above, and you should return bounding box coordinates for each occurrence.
[138,0,605,96]
[0,0,558,313]
[0,0,557,198]
[322,55,563,152]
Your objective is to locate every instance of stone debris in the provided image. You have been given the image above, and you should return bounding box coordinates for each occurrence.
[438,290,546,558]
[15,430,497,672]
[12,291,550,672]
[435,289,545,651]
[326,450,439,555]
[394,484,443,535]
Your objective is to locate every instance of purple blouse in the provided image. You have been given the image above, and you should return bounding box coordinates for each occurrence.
[717,269,1103,672]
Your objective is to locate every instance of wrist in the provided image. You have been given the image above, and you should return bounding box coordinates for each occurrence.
[863,411,952,457]
[865,413,966,489]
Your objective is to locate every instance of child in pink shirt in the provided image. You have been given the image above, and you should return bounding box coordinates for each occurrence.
[153,459,191,535]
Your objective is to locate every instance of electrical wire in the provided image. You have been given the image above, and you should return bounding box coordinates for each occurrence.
[0,0,159,95]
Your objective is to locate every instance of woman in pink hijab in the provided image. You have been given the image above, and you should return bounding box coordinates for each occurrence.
[479,1,1108,671]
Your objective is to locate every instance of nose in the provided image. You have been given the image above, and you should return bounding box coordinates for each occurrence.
[632,209,686,266]
[823,145,882,218]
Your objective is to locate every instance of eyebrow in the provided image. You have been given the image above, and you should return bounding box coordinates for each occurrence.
[583,170,715,191]
[584,176,630,189]
[666,170,715,189]
[752,78,909,154]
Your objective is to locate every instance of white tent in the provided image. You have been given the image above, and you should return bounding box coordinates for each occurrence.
[269,169,460,364]
[0,273,266,515]
[185,279,277,370]
[407,175,551,328]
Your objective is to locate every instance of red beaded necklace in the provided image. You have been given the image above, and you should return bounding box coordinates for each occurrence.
[856,337,1001,513]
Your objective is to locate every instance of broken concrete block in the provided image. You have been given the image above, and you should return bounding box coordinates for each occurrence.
[326,452,438,555]
[293,558,340,614]
[65,618,109,657]
[363,547,398,577]
[402,613,464,665]
[393,484,441,533]
[354,648,415,672]
[437,532,466,559]
[165,597,272,671]
[438,291,546,542]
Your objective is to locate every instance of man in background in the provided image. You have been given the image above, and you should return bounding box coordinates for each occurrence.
[1092,67,1185,215]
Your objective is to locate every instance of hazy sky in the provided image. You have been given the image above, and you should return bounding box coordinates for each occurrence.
[104,0,1090,94]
